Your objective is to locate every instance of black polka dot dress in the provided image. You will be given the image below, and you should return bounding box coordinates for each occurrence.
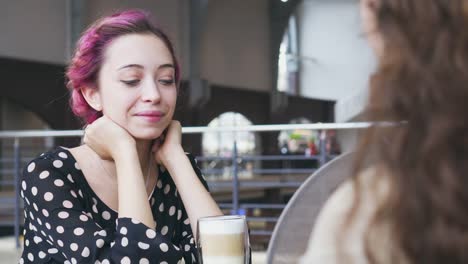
[19,147,207,264]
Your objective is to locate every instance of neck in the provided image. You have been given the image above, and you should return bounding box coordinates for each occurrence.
[135,139,153,172]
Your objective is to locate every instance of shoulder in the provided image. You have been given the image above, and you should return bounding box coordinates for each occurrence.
[22,147,78,184]
[300,166,390,264]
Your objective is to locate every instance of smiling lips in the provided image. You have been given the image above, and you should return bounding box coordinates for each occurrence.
[135,111,164,122]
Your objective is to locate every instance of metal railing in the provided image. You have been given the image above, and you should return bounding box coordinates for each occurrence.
[0,122,374,249]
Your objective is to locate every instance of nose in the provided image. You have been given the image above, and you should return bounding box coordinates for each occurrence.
[141,79,161,103]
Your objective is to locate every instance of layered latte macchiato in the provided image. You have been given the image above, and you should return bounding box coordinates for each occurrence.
[197,215,249,264]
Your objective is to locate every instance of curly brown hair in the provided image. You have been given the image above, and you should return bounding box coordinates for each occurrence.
[349,0,468,263]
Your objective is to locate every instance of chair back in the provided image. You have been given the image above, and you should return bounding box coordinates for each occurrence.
[266,152,357,264]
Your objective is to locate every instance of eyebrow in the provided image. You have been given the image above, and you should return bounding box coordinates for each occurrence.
[118,63,175,71]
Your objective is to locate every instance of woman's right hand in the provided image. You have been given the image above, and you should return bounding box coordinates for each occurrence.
[83,116,135,160]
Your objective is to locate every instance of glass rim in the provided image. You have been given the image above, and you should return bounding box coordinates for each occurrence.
[198,214,245,222]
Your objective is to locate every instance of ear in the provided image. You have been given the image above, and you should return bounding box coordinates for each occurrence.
[81,86,103,112]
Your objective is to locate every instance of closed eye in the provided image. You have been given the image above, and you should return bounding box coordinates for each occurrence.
[159,79,175,86]
[121,80,140,86]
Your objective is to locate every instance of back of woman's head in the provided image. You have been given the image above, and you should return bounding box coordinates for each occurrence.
[66,9,180,124]
[352,0,468,263]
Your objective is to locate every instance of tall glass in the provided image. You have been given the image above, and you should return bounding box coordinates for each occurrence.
[197,215,250,264]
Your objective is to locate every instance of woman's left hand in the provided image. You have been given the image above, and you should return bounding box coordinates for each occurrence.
[152,120,183,166]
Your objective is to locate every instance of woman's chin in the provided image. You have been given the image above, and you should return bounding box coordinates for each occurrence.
[131,131,163,141]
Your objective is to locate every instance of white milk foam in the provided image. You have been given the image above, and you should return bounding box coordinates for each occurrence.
[199,216,245,234]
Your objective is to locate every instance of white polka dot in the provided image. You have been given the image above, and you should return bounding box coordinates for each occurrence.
[56,226,64,233]
[44,192,54,202]
[160,243,169,252]
[111,241,115,248]
[31,187,38,196]
[96,239,104,248]
[37,217,42,225]
[20,190,24,198]
[48,248,58,254]
[71,258,77,264]
[102,260,110,264]
[48,235,53,241]
[41,230,46,237]
[160,262,168,264]
[98,230,107,237]
[151,197,155,206]
[159,203,164,212]
[27,162,36,172]
[157,180,162,188]
[21,181,27,190]
[74,228,84,236]
[53,160,63,168]
[184,218,190,225]
[121,237,128,247]
[70,243,78,251]
[95,261,101,264]
[164,184,171,194]
[146,229,156,239]
[29,212,35,220]
[54,179,64,187]
[19,258,24,264]
[33,236,42,244]
[139,259,149,264]
[182,231,187,237]
[63,200,73,208]
[120,227,127,235]
[177,210,182,220]
[25,239,29,246]
[131,218,141,224]
[58,240,64,247]
[58,212,69,219]
[75,162,81,170]
[185,244,191,251]
[67,174,74,183]
[102,211,111,220]
[70,190,77,198]
[28,253,34,261]
[82,247,90,257]
[138,242,150,250]
[78,214,88,222]
[33,203,39,211]
[161,226,168,235]
[59,152,68,159]
[92,205,98,213]
[39,171,50,179]
[169,206,176,216]
[25,197,30,205]
[42,209,49,217]
[45,222,51,230]
[121,256,131,264]
[38,251,46,259]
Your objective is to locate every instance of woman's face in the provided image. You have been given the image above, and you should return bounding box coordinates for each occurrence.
[95,33,177,140]
[360,0,384,56]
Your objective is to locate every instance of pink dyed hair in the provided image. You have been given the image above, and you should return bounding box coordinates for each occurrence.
[66,9,180,124]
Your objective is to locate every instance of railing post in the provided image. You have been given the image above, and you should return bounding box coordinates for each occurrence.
[13,138,21,248]
[232,141,240,215]
[318,130,327,167]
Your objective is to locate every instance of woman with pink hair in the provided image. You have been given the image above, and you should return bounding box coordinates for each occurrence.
[19,9,222,263]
